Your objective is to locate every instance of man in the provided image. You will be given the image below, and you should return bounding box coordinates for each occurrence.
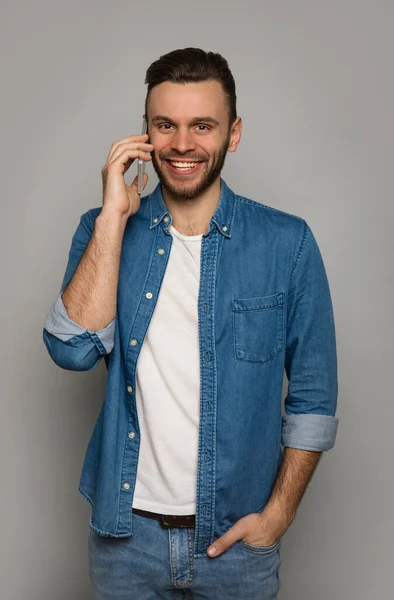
[43,47,338,599]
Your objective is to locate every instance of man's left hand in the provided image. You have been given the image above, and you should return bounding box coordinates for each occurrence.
[206,509,290,558]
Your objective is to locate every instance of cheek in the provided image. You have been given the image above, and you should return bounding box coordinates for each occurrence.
[199,139,220,154]
[154,141,172,158]
[149,132,165,152]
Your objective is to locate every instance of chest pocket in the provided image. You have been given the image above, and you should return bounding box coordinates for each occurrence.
[232,292,285,363]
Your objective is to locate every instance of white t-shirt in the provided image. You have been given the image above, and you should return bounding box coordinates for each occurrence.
[132,225,202,514]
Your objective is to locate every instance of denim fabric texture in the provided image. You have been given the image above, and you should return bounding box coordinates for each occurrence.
[88,510,282,599]
[43,178,339,558]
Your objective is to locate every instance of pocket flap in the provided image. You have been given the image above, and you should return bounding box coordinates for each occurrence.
[233,293,284,312]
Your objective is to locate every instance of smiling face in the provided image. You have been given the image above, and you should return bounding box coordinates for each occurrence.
[146,80,241,199]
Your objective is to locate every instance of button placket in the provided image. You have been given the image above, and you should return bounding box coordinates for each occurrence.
[194,228,219,556]
[120,224,173,534]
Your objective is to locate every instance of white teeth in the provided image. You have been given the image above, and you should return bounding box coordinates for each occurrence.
[170,161,199,168]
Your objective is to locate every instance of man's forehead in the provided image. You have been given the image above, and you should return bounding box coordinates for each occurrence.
[148,80,227,119]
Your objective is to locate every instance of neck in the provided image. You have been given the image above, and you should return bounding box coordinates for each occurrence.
[161,177,221,236]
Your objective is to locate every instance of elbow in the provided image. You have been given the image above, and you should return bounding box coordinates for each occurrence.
[42,329,103,371]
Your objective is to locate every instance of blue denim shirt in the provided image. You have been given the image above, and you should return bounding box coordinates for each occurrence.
[43,178,338,557]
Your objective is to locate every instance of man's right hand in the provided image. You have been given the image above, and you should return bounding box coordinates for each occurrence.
[101,133,154,219]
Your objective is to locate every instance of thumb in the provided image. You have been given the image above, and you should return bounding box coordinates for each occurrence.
[130,171,148,193]
[207,525,242,558]
[206,514,256,558]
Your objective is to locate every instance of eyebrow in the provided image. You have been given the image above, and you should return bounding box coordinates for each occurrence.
[151,115,220,126]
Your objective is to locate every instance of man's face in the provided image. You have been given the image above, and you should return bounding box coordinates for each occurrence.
[146,80,241,199]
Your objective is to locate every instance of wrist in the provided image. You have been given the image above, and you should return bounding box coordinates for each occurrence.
[258,511,290,543]
[96,209,129,234]
[261,499,296,530]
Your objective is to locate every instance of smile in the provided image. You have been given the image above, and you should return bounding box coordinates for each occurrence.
[165,160,204,175]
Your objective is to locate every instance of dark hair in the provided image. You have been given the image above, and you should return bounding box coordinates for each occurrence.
[144,47,237,126]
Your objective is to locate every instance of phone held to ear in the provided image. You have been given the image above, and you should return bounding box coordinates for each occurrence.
[138,116,148,195]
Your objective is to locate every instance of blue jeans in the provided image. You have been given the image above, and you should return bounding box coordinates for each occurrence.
[87,511,282,599]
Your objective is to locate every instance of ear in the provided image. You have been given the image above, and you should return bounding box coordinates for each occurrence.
[228,117,242,153]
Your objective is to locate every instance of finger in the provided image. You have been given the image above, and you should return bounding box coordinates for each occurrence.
[108,143,153,165]
[108,140,153,163]
[107,134,150,161]
[106,149,152,173]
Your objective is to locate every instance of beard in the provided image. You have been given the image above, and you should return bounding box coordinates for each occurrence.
[150,134,230,199]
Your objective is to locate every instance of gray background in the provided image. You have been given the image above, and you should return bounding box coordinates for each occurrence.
[1,1,392,598]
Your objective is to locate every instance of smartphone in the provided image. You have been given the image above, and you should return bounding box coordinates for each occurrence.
[138,116,148,195]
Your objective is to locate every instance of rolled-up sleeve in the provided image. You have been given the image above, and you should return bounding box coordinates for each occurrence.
[282,220,339,451]
[43,210,115,371]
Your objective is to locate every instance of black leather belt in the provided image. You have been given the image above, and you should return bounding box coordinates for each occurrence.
[132,507,196,529]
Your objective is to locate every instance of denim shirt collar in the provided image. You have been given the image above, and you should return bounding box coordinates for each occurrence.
[149,177,236,238]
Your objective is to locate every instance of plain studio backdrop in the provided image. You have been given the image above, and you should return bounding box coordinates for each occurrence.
[1,1,392,598]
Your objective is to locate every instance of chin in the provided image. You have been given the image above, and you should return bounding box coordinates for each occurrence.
[158,170,208,200]
[162,180,205,199]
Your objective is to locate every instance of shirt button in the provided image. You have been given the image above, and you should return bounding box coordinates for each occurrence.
[153,217,158,223]
[128,432,135,439]
[146,292,153,299]
[158,248,165,255]
[123,482,130,490]
[163,216,170,223]
[222,226,228,232]
[130,339,137,346]
[127,386,133,393]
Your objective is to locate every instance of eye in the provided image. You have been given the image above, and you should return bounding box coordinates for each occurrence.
[158,123,174,130]
[196,124,210,131]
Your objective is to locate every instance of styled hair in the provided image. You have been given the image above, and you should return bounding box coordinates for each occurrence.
[144,47,237,125]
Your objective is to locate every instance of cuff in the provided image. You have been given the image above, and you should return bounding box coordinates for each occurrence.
[43,292,115,354]
[281,414,339,451]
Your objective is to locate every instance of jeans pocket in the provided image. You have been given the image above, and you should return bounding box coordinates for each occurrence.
[232,292,285,363]
[237,538,280,555]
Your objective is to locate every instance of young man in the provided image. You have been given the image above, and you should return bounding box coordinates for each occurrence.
[43,47,338,599]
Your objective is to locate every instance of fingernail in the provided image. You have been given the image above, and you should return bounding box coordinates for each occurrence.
[208,546,217,556]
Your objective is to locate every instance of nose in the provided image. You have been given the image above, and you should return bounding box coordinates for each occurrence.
[171,127,196,155]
